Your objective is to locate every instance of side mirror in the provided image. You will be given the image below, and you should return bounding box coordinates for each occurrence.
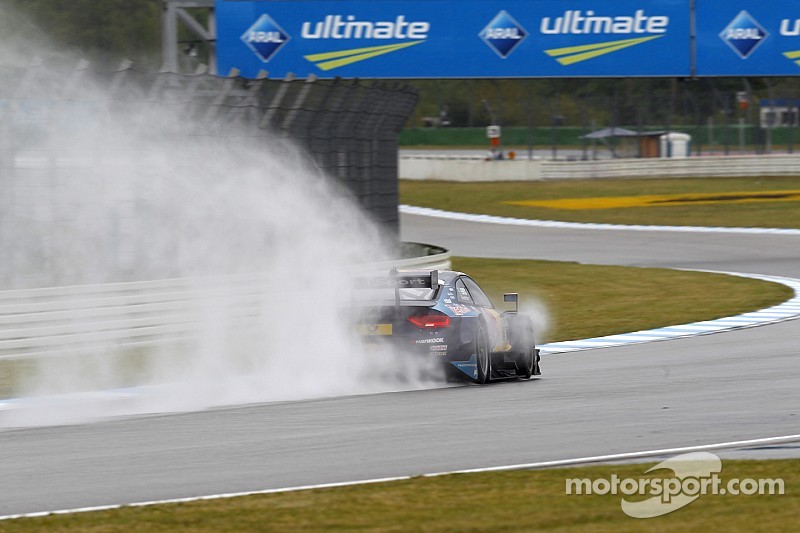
[504,293,519,313]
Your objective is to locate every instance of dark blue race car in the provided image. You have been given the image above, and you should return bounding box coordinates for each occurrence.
[356,269,541,383]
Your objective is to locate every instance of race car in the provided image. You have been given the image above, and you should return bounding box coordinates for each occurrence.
[355,269,541,383]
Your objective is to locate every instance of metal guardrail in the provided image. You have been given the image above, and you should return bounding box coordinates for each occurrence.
[0,247,451,361]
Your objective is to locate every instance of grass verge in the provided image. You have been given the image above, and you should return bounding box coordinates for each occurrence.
[400,176,800,228]
[451,256,792,344]
[6,459,798,531]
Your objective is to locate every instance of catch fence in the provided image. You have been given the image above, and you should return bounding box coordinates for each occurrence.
[0,59,418,289]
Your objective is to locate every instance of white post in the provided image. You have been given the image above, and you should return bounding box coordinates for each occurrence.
[707,116,714,151]
[739,117,745,155]
[162,1,178,72]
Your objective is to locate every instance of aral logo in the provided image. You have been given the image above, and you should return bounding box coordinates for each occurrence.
[720,11,768,59]
[480,11,527,58]
[242,14,290,63]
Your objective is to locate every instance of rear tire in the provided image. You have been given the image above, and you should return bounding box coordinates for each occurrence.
[475,327,491,384]
[512,322,536,379]
[520,343,535,379]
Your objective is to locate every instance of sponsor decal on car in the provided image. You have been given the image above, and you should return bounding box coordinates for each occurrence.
[356,324,393,336]
[445,304,471,316]
[360,275,434,289]
[451,356,478,379]
[496,341,512,352]
[415,337,445,344]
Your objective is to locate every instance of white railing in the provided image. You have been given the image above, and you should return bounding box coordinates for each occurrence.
[0,275,265,361]
[0,248,452,361]
[399,154,800,181]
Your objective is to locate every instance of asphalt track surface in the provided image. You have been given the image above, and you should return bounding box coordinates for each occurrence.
[1,213,799,516]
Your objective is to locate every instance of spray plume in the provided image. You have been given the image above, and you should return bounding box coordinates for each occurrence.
[0,6,441,427]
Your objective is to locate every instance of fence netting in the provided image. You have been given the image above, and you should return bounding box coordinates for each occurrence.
[0,59,418,288]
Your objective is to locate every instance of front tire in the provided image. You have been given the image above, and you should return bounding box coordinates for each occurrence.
[475,327,491,384]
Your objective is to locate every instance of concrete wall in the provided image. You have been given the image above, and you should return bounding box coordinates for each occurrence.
[400,154,800,181]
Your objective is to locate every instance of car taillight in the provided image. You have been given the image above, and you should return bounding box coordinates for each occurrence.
[408,314,451,328]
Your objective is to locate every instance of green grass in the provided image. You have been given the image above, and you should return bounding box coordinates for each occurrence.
[400,176,800,228]
[0,257,790,398]
[6,459,798,531]
[452,257,792,344]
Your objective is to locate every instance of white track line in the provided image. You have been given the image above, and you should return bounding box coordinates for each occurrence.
[2,433,799,521]
[426,434,800,475]
[400,205,800,235]
[540,270,800,354]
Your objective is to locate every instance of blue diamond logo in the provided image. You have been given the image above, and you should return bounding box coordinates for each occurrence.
[241,14,290,63]
[720,10,768,59]
[480,11,527,59]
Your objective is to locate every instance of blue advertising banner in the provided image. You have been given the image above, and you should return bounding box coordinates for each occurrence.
[695,2,800,76]
[216,0,692,79]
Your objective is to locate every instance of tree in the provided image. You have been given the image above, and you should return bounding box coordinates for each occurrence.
[4,0,161,67]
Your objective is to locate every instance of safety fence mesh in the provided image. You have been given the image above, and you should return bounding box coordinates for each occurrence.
[0,60,418,288]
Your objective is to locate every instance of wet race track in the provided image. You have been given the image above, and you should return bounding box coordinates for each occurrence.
[1,210,799,516]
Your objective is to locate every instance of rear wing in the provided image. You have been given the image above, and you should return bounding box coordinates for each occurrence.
[357,269,440,305]
[358,269,439,290]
